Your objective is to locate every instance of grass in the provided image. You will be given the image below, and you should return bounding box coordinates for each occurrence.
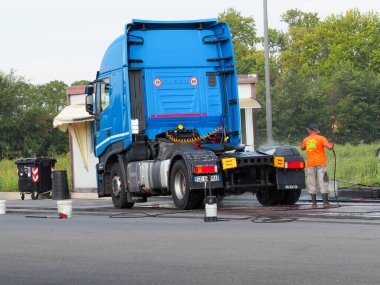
[299,143,380,188]
[0,159,19,191]
[325,143,380,188]
[0,153,72,192]
[1,143,379,191]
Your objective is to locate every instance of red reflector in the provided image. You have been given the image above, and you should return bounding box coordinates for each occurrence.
[285,161,305,169]
[32,167,39,182]
[194,165,217,174]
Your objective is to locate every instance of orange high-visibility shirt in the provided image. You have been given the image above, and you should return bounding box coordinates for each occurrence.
[301,134,329,167]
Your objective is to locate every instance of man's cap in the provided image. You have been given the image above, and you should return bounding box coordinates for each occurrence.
[307,123,319,132]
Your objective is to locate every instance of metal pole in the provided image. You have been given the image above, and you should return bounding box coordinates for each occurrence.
[263,0,274,145]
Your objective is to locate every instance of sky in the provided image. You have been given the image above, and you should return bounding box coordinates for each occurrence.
[1,0,379,85]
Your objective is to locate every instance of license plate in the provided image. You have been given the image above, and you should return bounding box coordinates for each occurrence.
[194,175,220,183]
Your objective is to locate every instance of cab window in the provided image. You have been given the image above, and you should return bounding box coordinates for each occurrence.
[96,78,110,113]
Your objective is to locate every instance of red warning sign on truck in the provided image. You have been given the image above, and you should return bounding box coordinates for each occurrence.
[189,77,198,86]
[153,78,162,87]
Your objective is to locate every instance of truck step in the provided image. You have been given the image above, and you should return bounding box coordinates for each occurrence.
[128,59,144,63]
[203,37,229,44]
[207,56,233,62]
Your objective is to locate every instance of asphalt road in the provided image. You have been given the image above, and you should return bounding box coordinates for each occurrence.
[1,213,380,285]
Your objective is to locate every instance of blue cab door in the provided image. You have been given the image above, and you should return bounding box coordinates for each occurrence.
[94,77,112,156]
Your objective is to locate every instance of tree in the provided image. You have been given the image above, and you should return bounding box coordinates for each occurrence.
[218,8,259,74]
[325,63,380,143]
[22,80,68,156]
[271,9,380,144]
[281,9,320,29]
[268,28,286,55]
[0,71,69,158]
[0,70,31,158]
[71,80,90,87]
[35,80,67,113]
[218,8,257,49]
[319,9,380,74]
[281,9,380,76]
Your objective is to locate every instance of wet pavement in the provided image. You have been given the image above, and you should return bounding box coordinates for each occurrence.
[2,191,380,223]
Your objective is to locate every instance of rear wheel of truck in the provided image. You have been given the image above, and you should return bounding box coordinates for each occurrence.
[170,160,203,210]
[110,163,134,209]
[279,189,301,205]
[255,189,279,206]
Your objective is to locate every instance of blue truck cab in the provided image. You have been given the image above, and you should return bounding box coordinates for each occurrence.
[85,19,305,209]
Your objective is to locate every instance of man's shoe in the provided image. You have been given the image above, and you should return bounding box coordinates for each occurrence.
[311,194,317,209]
[322,193,331,208]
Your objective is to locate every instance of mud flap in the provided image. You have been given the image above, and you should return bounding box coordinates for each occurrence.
[127,192,147,203]
[276,169,306,190]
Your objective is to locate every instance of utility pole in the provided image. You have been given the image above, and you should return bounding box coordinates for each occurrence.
[263,0,274,145]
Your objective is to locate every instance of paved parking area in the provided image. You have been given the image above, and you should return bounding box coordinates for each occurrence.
[2,191,380,223]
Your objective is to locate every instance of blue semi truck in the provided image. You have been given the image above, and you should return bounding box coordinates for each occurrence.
[85,19,305,210]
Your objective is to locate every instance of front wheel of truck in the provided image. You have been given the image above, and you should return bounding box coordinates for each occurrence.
[170,160,203,210]
[110,163,134,209]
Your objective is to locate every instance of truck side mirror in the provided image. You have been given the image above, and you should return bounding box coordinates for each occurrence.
[85,95,94,115]
[85,83,94,95]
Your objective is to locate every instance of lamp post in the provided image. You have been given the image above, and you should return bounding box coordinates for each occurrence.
[263,0,274,145]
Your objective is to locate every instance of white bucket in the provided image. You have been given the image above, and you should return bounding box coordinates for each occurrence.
[328,180,338,198]
[57,200,72,219]
[0,200,6,215]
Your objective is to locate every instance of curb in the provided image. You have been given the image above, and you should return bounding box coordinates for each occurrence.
[338,189,380,199]
[0,192,100,200]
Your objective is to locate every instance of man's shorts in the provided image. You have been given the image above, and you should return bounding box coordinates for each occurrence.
[306,166,329,194]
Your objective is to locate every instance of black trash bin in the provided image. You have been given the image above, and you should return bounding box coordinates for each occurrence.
[52,170,70,200]
[15,158,57,200]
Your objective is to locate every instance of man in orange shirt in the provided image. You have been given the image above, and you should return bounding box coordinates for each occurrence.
[301,123,334,208]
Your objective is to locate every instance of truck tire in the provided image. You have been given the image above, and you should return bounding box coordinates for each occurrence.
[170,160,203,210]
[279,189,301,205]
[255,189,279,206]
[110,163,134,209]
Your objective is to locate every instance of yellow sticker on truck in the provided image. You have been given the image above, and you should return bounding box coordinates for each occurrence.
[274,156,285,168]
[222,157,237,170]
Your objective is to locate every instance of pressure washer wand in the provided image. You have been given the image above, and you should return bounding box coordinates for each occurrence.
[331,148,340,207]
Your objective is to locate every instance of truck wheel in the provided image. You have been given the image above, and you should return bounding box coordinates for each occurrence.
[170,160,203,210]
[256,189,279,206]
[279,189,301,205]
[110,163,134,209]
